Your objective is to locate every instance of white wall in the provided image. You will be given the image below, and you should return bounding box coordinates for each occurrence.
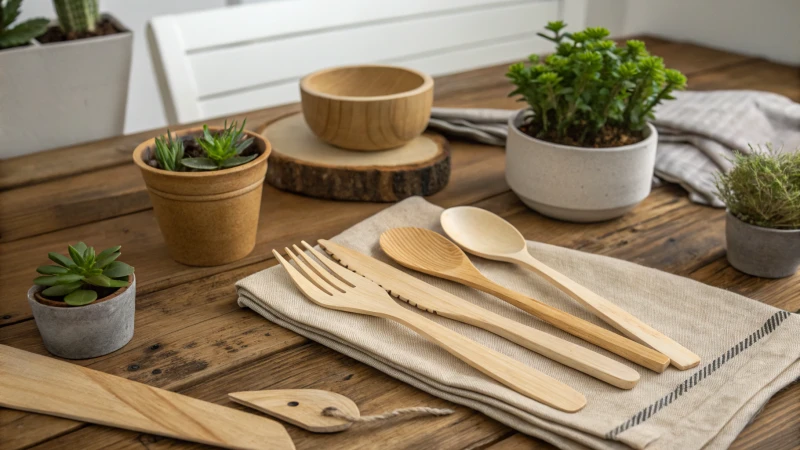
[587,0,800,66]
[18,0,227,134]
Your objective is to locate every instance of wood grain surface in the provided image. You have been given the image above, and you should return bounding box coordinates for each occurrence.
[262,113,450,202]
[0,37,797,450]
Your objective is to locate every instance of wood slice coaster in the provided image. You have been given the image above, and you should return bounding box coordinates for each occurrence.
[260,113,450,202]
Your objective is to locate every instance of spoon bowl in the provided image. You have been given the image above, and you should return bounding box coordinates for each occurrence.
[440,206,528,259]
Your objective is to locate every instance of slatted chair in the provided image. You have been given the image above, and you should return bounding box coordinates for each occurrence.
[148,0,586,125]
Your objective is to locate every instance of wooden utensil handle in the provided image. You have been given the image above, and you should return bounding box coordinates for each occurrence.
[385,307,586,412]
[463,276,670,373]
[517,253,700,370]
[463,310,640,389]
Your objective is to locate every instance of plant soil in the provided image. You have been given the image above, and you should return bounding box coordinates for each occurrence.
[36,18,121,44]
[521,123,645,148]
[146,134,262,171]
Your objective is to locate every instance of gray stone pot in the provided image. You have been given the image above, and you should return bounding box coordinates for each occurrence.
[27,274,136,359]
[505,109,657,222]
[726,212,800,278]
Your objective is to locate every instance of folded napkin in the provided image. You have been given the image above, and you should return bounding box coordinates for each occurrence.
[237,197,800,450]
[427,90,800,207]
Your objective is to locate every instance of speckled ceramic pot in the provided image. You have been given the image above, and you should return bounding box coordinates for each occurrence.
[726,211,800,278]
[133,127,271,266]
[505,109,657,222]
[27,274,135,359]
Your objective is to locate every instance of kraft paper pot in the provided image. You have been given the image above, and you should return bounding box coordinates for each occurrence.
[133,127,271,266]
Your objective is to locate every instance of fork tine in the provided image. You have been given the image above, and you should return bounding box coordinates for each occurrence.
[291,244,349,293]
[285,247,337,295]
[272,249,330,298]
[303,240,364,286]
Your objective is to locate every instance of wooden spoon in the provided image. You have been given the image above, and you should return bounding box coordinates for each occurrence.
[440,207,700,370]
[380,227,671,373]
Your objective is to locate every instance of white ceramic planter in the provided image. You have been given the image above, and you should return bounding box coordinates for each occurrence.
[0,15,132,159]
[27,274,136,359]
[505,110,658,222]
[726,211,800,278]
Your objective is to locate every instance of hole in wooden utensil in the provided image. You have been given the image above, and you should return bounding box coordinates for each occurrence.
[287,401,299,407]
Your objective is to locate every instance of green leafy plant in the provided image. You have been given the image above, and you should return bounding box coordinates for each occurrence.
[53,0,98,33]
[0,0,49,49]
[715,145,800,230]
[154,129,185,172]
[34,243,135,306]
[506,21,687,147]
[181,120,256,171]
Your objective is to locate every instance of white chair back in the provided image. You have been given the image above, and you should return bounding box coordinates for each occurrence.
[148,0,586,125]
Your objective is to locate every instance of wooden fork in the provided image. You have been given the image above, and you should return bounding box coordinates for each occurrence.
[273,243,587,413]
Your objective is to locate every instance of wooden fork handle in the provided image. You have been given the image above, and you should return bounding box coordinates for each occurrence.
[517,253,700,370]
[469,279,671,373]
[384,307,586,413]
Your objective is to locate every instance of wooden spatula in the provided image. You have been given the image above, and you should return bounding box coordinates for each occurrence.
[230,389,359,433]
[0,345,295,450]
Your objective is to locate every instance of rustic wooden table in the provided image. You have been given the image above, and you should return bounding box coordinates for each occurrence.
[1,37,798,450]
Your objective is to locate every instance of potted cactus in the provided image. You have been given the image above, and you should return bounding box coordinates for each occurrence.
[27,242,136,359]
[715,147,800,278]
[133,120,272,267]
[504,22,687,222]
[0,0,132,158]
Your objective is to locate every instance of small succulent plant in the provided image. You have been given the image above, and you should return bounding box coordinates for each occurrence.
[34,243,135,306]
[0,0,49,49]
[715,145,800,230]
[182,120,256,171]
[53,0,99,33]
[507,21,687,147]
[154,129,185,172]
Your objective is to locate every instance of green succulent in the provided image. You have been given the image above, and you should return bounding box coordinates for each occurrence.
[53,0,99,33]
[507,21,687,146]
[0,0,49,49]
[181,120,256,171]
[715,145,800,230]
[154,129,185,172]
[34,243,135,306]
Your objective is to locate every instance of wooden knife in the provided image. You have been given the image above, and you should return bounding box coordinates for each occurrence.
[318,240,641,389]
[0,345,295,450]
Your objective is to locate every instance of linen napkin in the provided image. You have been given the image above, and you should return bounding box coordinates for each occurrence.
[236,197,800,450]
[427,90,800,207]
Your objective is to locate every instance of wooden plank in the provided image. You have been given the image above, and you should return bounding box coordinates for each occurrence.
[485,433,552,449]
[0,165,148,243]
[688,59,800,101]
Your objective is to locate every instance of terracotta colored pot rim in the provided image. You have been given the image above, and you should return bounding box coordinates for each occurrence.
[33,274,134,308]
[726,210,800,233]
[509,109,657,153]
[300,64,434,102]
[132,126,271,179]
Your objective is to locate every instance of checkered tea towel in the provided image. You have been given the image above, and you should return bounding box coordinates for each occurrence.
[427,90,800,206]
[237,197,800,450]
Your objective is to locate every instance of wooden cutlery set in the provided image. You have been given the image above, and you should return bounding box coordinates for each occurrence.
[275,206,701,413]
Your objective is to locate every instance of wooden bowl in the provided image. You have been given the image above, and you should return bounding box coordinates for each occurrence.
[300,65,434,151]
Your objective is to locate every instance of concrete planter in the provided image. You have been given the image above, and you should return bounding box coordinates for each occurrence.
[505,109,658,222]
[132,127,271,266]
[725,211,800,278]
[27,274,135,359]
[0,15,132,159]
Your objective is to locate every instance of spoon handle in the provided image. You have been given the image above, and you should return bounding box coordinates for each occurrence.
[459,272,671,373]
[514,251,700,370]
